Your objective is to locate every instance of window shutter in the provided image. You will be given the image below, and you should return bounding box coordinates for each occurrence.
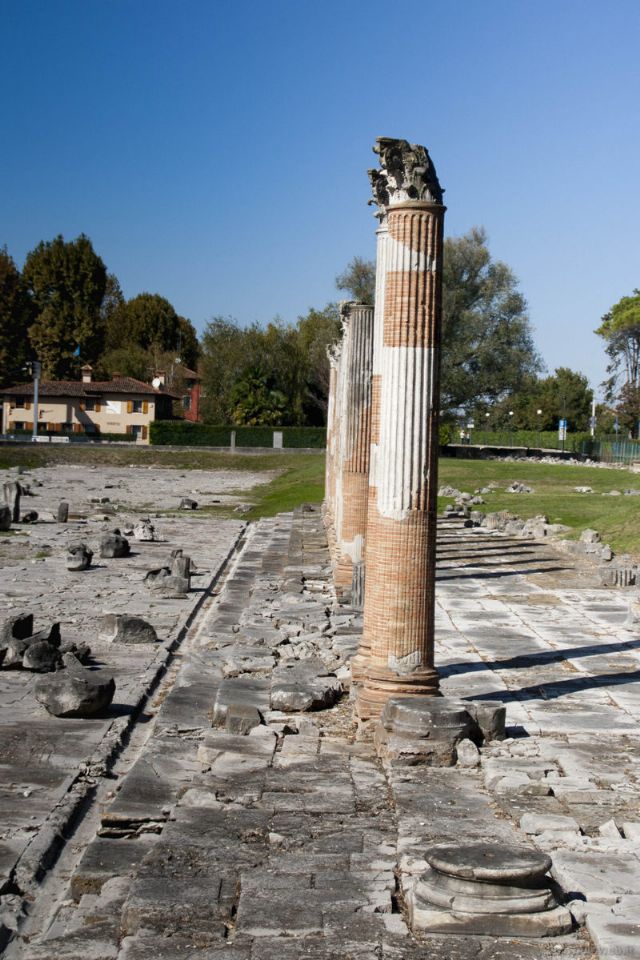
[126,424,132,435]
[79,402,86,412]
[141,425,148,440]
[127,400,133,414]
[142,400,149,414]
[25,401,31,410]
[73,423,82,434]
[95,401,101,413]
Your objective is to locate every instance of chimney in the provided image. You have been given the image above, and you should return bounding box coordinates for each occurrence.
[81,365,93,383]
[153,370,166,389]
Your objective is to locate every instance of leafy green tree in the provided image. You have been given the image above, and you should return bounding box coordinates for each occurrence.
[486,367,593,431]
[103,292,199,376]
[336,257,376,304]
[296,303,341,423]
[22,234,108,378]
[616,383,640,437]
[596,290,640,400]
[230,368,288,425]
[442,227,542,413]
[0,248,33,386]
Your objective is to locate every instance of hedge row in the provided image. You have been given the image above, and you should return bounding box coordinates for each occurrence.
[150,420,327,448]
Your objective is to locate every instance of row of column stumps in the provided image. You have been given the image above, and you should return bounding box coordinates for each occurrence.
[325,137,446,718]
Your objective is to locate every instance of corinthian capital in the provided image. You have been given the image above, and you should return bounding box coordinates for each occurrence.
[368,137,443,207]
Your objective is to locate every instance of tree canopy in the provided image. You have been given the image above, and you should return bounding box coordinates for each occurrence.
[441,227,543,413]
[335,257,376,305]
[596,289,640,401]
[0,248,33,387]
[22,234,108,378]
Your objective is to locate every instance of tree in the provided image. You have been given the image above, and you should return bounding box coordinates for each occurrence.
[22,234,108,378]
[230,368,288,425]
[0,248,33,386]
[102,292,199,379]
[596,290,640,400]
[616,383,640,437]
[486,367,593,431]
[441,227,543,413]
[335,257,376,305]
[296,303,342,423]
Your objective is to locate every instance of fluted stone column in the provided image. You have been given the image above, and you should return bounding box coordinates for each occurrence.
[356,138,446,719]
[351,212,389,681]
[324,342,342,568]
[333,302,374,600]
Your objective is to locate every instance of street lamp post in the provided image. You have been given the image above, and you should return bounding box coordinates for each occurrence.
[536,409,542,450]
[467,420,474,445]
[508,410,514,447]
[31,361,41,441]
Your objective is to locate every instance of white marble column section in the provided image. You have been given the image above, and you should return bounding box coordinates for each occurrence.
[324,341,343,567]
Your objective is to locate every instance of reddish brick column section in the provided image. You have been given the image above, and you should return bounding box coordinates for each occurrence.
[356,138,446,719]
[351,212,388,683]
[334,302,374,599]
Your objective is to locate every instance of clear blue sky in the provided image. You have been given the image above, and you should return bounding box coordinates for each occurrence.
[2,0,639,396]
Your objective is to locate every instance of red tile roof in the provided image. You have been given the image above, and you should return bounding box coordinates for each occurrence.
[2,377,179,399]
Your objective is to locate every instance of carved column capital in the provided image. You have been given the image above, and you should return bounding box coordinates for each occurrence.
[368,137,444,207]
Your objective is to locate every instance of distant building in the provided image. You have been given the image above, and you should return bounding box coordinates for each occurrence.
[1,365,176,443]
[152,365,202,423]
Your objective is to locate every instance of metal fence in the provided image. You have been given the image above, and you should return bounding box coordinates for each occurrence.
[580,437,640,464]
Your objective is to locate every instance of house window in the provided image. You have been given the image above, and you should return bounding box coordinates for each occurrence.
[84,399,95,412]
[63,423,73,433]
[14,397,26,409]
[13,422,24,431]
[182,395,191,411]
[132,400,143,413]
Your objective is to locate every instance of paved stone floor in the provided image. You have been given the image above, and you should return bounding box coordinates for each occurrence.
[3,493,640,958]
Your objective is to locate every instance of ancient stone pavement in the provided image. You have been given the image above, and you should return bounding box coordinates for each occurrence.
[4,506,640,958]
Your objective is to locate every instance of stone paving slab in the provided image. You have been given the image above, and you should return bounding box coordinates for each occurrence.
[12,506,640,956]
[0,464,254,945]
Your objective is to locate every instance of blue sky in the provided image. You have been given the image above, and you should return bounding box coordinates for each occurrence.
[2,0,639,396]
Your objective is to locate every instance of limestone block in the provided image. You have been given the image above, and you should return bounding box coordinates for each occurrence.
[99,614,158,645]
[100,529,131,559]
[35,662,116,718]
[56,501,69,523]
[0,505,11,531]
[66,542,93,571]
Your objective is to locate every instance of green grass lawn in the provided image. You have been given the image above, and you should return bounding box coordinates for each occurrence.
[2,444,638,556]
[438,458,640,557]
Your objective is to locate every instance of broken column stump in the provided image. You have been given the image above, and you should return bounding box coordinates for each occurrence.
[408,843,572,937]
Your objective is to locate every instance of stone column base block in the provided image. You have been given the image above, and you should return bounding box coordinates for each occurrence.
[356,666,440,719]
[373,696,472,765]
[408,843,572,938]
[465,700,507,742]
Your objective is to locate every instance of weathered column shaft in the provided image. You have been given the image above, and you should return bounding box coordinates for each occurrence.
[334,303,374,598]
[351,216,388,680]
[357,138,446,719]
[323,343,342,567]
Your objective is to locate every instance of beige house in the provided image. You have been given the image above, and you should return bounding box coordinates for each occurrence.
[1,366,176,443]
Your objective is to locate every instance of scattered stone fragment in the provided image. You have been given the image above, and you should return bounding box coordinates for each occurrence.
[100,529,131,558]
[574,486,593,494]
[34,655,115,717]
[99,614,158,645]
[144,568,190,597]
[133,518,159,541]
[599,564,636,588]
[22,640,62,672]
[0,612,34,652]
[179,497,198,510]
[21,510,38,523]
[3,480,22,522]
[506,482,533,494]
[456,738,480,767]
[57,501,69,523]
[580,528,601,543]
[66,542,93,571]
[0,505,11,531]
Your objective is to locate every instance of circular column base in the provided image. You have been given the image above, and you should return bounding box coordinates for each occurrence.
[355,663,440,719]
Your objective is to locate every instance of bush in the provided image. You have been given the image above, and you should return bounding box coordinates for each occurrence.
[150,421,326,448]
